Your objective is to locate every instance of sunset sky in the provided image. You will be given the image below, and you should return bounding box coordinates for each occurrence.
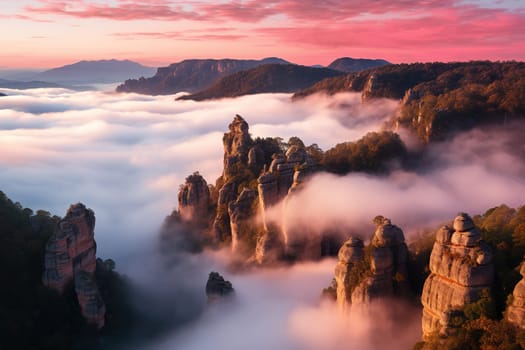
[1,0,524,69]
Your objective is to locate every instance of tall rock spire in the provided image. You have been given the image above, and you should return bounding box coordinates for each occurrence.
[43,203,105,329]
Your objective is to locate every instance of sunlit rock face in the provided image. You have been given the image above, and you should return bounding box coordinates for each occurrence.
[332,217,410,311]
[334,236,365,311]
[229,188,258,255]
[213,115,258,242]
[42,203,105,329]
[421,213,494,339]
[223,115,252,177]
[506,260,525,329]
[178,172,211,224]
[255,146,310,264]
[206,271,234,303]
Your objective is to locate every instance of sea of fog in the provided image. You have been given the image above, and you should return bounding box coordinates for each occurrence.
[1,87,525,349]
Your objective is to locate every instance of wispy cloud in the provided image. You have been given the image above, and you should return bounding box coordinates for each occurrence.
[24,0,199,21]
[8,0,525,65]
[112,31,246,41]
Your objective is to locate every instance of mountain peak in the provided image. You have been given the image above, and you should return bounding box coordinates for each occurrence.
[328,57,390,72]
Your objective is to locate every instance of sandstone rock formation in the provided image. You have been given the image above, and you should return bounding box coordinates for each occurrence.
[255,146,310,263]
[43,203,105,329]
[222,115,252,176]
[506,260,525,329]
[213,115,261,242]
[334,236,365,311]
[421,213,494,338]
[331,217,409,311]
[206,271,234,303]
[229,188,258,255]
[178,172,210,223]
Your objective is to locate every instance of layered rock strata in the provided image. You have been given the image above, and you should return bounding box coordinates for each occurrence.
[506,260,525,329]
[229,188,258,254]
[213,115,264,242]
[421,213,494,338]
[43,203,105,329]
[334,236,365,311]
[332,217,409,311]
[255,146,309,263]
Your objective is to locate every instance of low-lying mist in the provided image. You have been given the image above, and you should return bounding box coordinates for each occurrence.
[2,86,524,349]
[0,88,394,263]
[268,123,525,242]
[116,251,420,350]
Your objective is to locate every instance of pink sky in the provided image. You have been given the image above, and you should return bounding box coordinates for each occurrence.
[0,0,524,68]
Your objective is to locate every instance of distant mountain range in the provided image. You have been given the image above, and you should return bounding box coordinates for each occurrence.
[0,78,62,90]
[35,59,155,84]
[116,57,290,95]
[177,64,344,101]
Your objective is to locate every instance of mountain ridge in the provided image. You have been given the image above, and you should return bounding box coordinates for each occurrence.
[328,57,390,72]
[36,59,155,84]
[116,57,290,95]
[177,64,345,101]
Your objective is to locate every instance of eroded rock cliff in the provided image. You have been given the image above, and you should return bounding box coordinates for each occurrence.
[331,217,410,311]
[42,203,105,329]
[507,260,525,329]
[255,145,311,263]
[420,213,494,338]
[229,188,258,255]
[213,115,260,242]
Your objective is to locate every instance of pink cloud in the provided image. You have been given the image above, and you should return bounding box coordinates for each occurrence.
[112,30,246,41]
[25,0,199,21]
[254,5,525,62]
[9,0,525,66]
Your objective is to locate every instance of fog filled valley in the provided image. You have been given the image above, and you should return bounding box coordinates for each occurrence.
[1,83,525,349]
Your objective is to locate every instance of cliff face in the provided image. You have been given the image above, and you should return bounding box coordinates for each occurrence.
[116,57,288,95]
[420,213,494,338]
[507,261,525,329]
[255,146,312,263]
[229,188,258,255]
[332,217,409,311]
[213,115,261,242]
[43,203,105,329]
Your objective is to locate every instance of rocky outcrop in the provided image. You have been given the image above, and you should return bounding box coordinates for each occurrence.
[178,172,210,223]
[212,115,257,242]
[421,213,494,338]
[43,203,105,329]
[206,271,234,303]
[331,217,409,311]
[222,115,252,176]
[506,260,525,329]
[334,236,365,311]
[229,188,258,255]
[75,271,106,327]
[255,146,311,263]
